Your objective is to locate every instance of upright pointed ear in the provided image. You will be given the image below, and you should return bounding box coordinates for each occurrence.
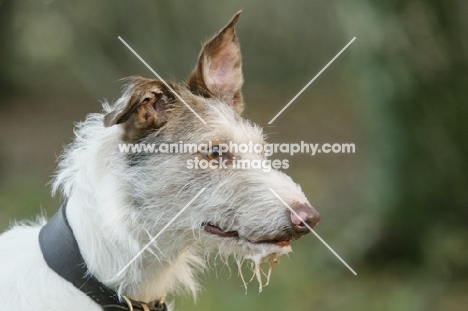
[103,77,174,141]
[187,11,244,114]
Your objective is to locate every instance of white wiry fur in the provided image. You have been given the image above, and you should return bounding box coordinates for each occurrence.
[0,12,318,310]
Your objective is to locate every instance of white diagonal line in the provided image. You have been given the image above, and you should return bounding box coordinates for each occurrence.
[116,188,206,276]
[268,37,356,124]
[268,188,357,275]
[118,36,207,125]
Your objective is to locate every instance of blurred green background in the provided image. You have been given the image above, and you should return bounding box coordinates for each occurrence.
[0,0,467,310]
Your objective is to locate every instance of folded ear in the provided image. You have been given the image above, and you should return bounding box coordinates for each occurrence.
[187,11,244,114]
[104,77,174,141]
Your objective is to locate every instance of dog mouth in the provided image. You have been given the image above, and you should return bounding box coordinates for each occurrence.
[202,223,292,247]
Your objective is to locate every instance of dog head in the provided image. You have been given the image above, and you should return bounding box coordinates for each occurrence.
[103,11,320,291]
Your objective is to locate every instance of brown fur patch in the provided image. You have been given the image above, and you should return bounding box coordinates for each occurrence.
[103,77,175,141]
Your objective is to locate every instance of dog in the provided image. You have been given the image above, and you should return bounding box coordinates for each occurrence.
[0,11,320,310]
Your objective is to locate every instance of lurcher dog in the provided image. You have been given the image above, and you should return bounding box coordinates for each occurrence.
[0,11,319,310]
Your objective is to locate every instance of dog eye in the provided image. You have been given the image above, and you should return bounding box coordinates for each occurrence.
[206,146,222,160]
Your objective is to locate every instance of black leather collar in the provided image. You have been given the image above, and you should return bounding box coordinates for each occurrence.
[39,201,167,311]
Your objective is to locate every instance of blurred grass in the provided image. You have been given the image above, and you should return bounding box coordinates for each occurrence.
[0,174,59,230]
[176,238,468,311]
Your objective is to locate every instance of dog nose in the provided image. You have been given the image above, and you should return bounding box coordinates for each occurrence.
[290,202,320,233]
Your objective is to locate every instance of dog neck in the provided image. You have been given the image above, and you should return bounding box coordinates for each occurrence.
[65,190,201,302]
[39,202,168,310]
[51,118,203,302]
